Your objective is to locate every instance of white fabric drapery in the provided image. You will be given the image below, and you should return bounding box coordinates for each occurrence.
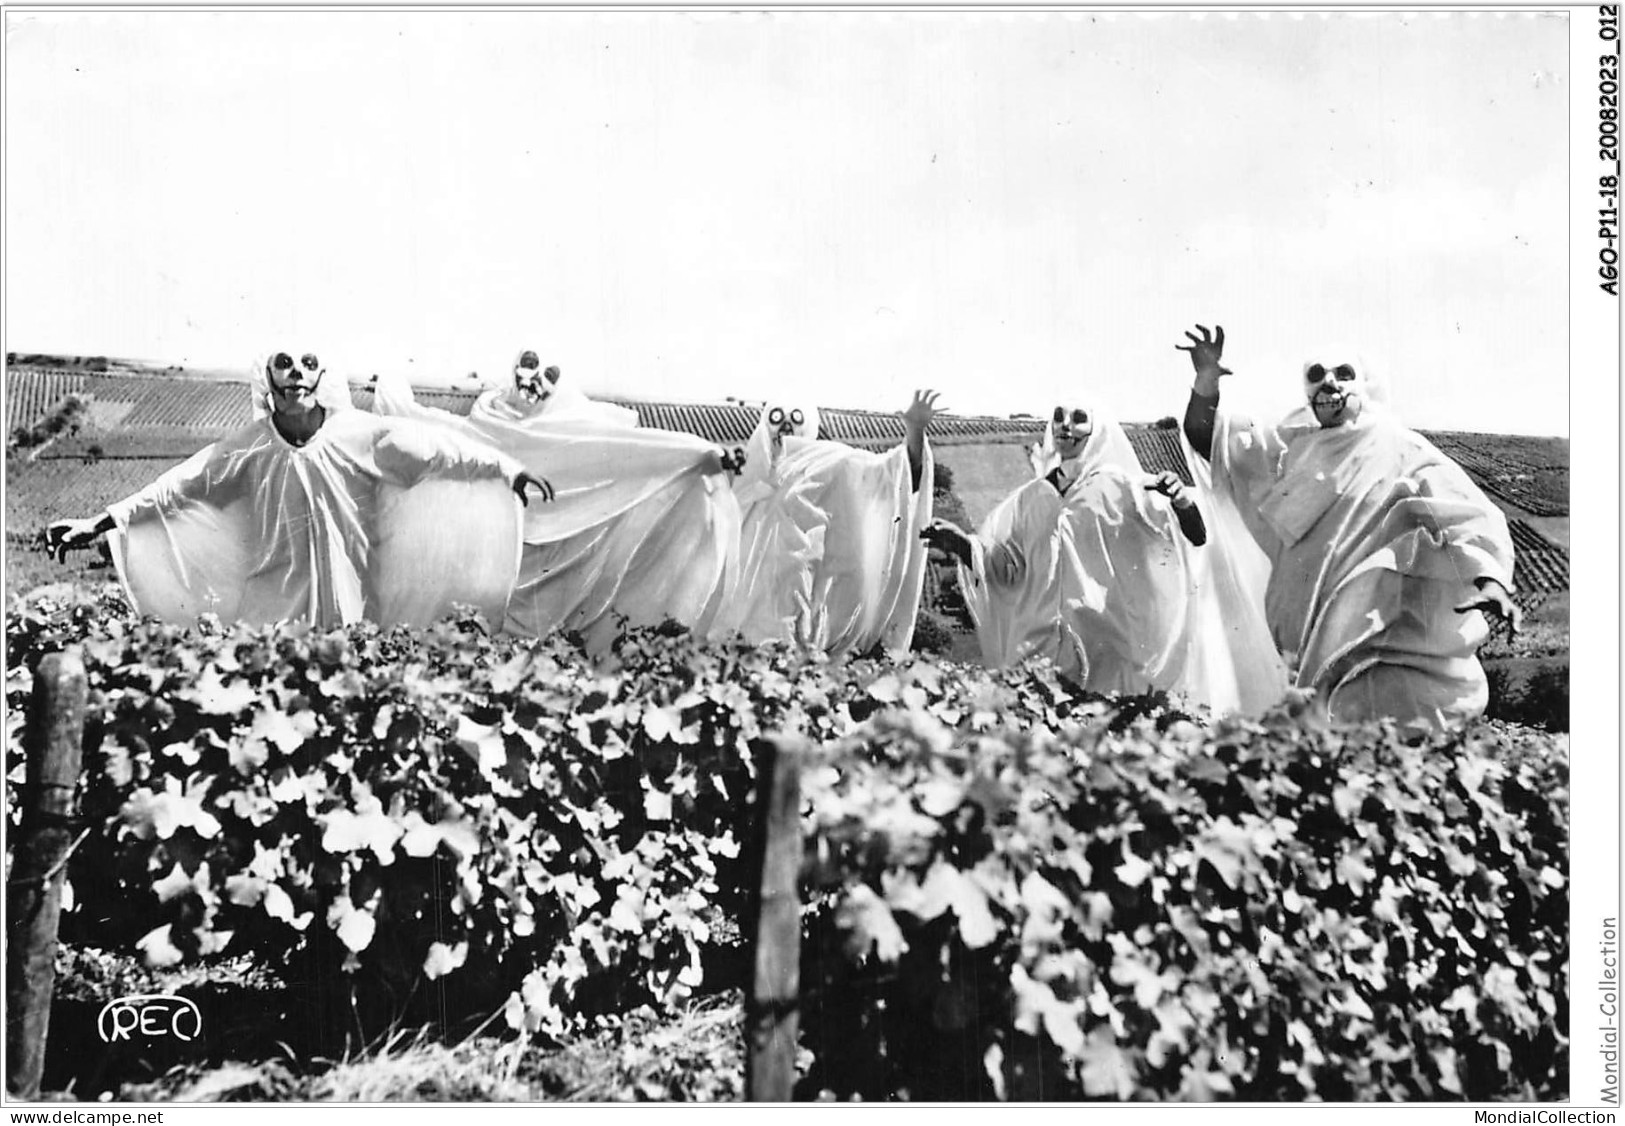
[712,403,934,658]
[1199,390,1516,728]
[958,404,1286,715]
[371,370,740,650]
[108,359,525,629]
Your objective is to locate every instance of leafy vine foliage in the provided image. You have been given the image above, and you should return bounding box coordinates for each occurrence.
[6,587,1567,1100]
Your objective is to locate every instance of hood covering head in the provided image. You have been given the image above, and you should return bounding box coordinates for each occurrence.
[510,352,563,408]
[1029,398,1140,490]
[489,353,638,426]
[1027,395,1165,525]
[733,400,820,502]
[1278,346,1391,432]
[251,350,354,421]
[749,401,820,459]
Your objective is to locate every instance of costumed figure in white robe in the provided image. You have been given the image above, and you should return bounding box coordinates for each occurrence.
[45,351,548,629]
[371,351,742,651]
[921,401,1285,714]
[711,390,939,658]
[1177,323,1519,728]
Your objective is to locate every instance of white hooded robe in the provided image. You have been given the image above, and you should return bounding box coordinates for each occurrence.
[959,408,1285,715]
[106,364,525,629]
[712,404,934,658]
[1200,391,1516,727]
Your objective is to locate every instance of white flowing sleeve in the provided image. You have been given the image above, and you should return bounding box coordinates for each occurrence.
[800,441,932,656]
[1208,409,1289,560]
[981,538,1027,587]
[1327,429,1517,602]
[1064,474,1191,686]
[1412,458,1517,590]
[371,370,456,423]
[721,439,931,656]
[1171,429,1290,715]
[877,440,935,655]
[371,418,525,487]
[958,536,1024,668]
[711,465,825,646]
[104,440,257,624]
[957,481,1061,671]
[106,443,248,526]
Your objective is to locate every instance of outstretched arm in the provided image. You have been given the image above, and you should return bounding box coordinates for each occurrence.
[920,519,1031,586]
[1146,471,1207,546]
[374,421,554,504]
[919,519,974,568]
[1176,324,1232,462]
[900,389,942,492]
[44,513,116,562]
[47,441,243,558]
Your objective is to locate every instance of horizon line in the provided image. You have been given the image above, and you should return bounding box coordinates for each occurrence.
[3,351,1573,441]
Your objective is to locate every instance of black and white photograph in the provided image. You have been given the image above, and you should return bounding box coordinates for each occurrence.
[0,3,1610,1113]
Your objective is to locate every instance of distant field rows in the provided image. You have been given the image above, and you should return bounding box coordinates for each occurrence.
[1509,519,1569,595]
[1423,432,1569,517]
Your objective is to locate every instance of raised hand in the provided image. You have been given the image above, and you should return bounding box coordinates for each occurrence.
[919,519,974,566]
[1176,324,1233,392]
[902,389,944,433]
[1455,578,1522,636]
[513,471,555,506]
[1144,470,1195,510]
[717,447,748,475]
[43,518,104,563]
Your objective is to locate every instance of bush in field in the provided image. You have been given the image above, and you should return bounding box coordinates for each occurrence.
[8,393,89,457]
[799,693,1568,1101]
[1484,660,1569,733]
[0,591,1173,1045]
[6,593,786,1037]
[907,609,957,657]
[923,465,976,635]
[5,588,1568,1099]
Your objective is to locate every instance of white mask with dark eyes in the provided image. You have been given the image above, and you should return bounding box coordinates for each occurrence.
[513,357,561,406]
[1051,405,1095,458]
[733,401,821,503]
[765,404,813,450]
[1303,361,1366,428]
[267,351,325,409]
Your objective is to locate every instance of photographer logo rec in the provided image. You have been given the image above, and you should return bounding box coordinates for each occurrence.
[96,994,201,1043]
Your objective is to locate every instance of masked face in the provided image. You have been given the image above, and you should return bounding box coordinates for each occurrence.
[1051,405,1095,459]
[1304,362,1365,428]
[267,351,325,412]
[765,405,811,450]
[513,357,561,407]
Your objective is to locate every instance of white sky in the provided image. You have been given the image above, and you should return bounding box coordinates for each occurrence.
[4,9,1571,433]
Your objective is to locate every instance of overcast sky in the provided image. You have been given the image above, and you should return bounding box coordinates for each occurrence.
[5,9,1571,433]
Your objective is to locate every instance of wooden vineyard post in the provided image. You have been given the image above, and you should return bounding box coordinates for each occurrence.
[6,652,87,1100]
[745,737,803,1102]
